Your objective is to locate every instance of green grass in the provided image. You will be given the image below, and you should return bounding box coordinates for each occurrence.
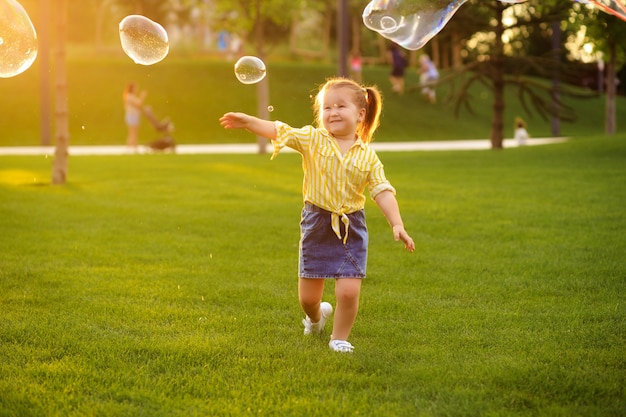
[1,135,625,416]
[1,56,625,146]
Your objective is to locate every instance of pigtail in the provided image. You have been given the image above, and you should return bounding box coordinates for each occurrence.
[359,86,382,143]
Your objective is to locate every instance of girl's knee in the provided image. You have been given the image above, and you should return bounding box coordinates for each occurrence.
[335,279,362,304]
[298,278,324,300]
[299,294,319,309]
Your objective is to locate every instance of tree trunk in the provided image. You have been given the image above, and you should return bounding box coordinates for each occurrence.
[431,37,440,69]
[51,0,69,185]
[605,39,617,135]
[39,0,51,146]
[551,19,561,137]
[451,31,462,68]
[255,0,268,154]
[490,3,505,150]
[337,0,349,77]
[95,1,106,53]
[323,1,332,58]
[351,14,360,56]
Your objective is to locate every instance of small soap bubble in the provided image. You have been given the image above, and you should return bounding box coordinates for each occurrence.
[267,105,274,112]
[234,56,266,84]
[119,15,169,65]
[0,0,38,78]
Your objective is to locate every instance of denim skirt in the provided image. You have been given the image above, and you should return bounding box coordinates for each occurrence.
[299,203,368,279]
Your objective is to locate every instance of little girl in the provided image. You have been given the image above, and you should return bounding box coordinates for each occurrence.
[220,77,415,353]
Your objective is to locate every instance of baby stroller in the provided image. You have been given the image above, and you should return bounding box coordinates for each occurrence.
[142,105,176,152]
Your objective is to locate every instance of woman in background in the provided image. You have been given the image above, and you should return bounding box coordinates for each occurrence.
[123,82,147,152]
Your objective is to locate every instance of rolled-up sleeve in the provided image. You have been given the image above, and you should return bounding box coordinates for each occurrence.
[368,159,396,200]
[271,121,311,160]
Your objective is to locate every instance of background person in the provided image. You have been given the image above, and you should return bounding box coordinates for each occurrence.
[419,54,439,104]
[388,43,408,94]
[123,82,147,152]
[514,117,529,146]
[350,52,363,84]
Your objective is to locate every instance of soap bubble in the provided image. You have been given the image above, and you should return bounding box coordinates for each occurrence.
[363,0,626,52]
[234,56,266,84]
[362,0,468,51]
[119,15,169,65]
[0,0,38,78]
[267,105,274,112]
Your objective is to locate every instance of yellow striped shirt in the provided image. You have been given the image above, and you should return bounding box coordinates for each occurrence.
[271,121,396,242]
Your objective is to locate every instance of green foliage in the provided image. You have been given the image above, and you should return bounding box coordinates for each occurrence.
[584,7,626,67]
[212,0,301,46]
[1,136,625,416]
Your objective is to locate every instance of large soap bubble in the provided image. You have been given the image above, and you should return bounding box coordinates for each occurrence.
[234,56,267,84]
[0,0,38,78]
[119,15,169,65]
[363,0,626,51]
[362,0,468,51]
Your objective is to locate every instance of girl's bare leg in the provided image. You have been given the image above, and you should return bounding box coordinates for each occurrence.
[331,278,362,341]
[298,278,325,322]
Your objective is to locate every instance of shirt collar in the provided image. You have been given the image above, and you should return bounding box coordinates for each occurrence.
[321,128,368,150]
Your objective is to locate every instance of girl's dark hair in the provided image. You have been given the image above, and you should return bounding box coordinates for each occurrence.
[314,77,383,143]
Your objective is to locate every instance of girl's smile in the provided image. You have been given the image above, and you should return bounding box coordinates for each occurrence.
[321,87,365,140]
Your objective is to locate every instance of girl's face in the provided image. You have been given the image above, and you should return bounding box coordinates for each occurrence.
[321,87,365,140]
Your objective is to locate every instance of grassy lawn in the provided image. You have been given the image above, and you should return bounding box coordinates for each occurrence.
[1,56,626,146]
[1,134,625,416]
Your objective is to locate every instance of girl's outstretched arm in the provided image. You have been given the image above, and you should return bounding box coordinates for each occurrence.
[374,190,415,252]
[220,112,277,140]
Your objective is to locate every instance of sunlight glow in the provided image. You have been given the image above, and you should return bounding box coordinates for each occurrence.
[0,170,44,185]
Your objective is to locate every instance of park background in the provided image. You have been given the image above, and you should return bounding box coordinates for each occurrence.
[1,1,625,416]
[2,0,626,149]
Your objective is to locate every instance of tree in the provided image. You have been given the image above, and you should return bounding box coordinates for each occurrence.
[51,0,69,185]
[289,0,333,60]
[213,0,300,49]
[214,0,303,153]
[447,0,592,149]
[583,7,626,134]
[38,0,51,146]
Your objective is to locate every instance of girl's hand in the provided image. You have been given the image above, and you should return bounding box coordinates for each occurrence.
[219,112,277,139]
[220,112,250,129]
[393,225,415,252]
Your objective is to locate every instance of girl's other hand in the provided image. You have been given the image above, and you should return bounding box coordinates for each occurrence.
[393,225,415,252]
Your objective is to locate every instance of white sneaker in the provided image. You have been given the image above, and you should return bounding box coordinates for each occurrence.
[329,339,354,353]
[302,302,333,335]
